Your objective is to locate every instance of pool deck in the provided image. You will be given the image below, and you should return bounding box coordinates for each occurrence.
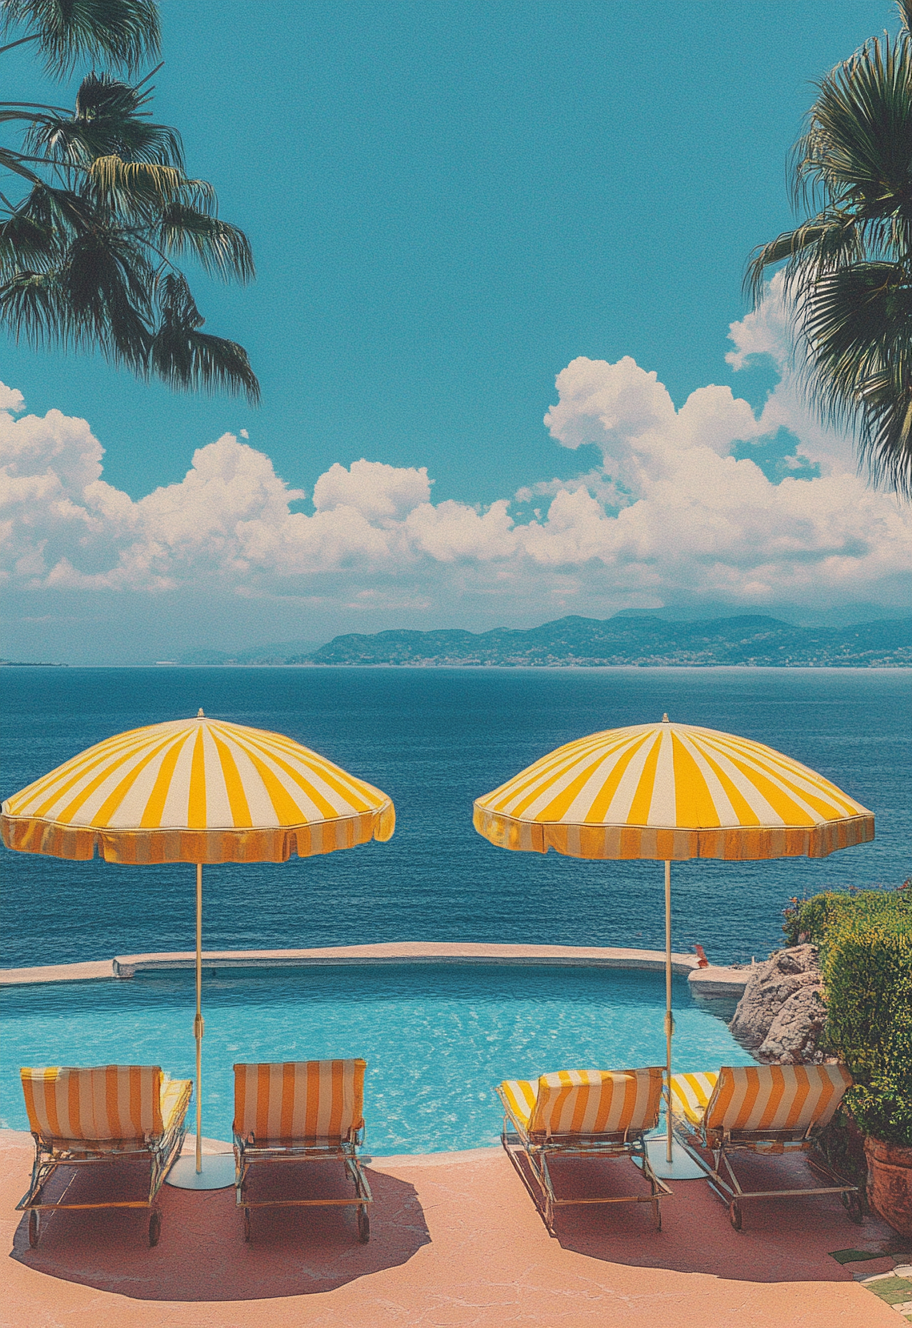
[0,1128,904,1327]
[0,941,753,999]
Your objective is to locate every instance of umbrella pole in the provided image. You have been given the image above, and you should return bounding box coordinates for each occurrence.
[194,862,204,1174]
[664,859,674,1164]
[165,860,234,1190]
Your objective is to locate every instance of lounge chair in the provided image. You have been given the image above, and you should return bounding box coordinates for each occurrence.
[17,1064,191,1247]
[495,1066,669,1234]
[232,1059,372,1242]
[670,1064,862,1229]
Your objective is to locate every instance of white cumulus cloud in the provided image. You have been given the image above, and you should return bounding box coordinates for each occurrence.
[535,349,909,605]
[1,281,910,663]
[313,458,430,521]
[725,271,857,473]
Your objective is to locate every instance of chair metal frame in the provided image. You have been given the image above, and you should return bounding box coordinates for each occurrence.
[233,1127,373,1243]
[16,1081,191,1249]
[497,1085,670,1235]
[672,1114,863,1231]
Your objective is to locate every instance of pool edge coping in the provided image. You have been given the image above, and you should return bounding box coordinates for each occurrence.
[0,942,752,996]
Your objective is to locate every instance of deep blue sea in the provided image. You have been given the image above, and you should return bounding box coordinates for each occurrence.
[1,666,910,969]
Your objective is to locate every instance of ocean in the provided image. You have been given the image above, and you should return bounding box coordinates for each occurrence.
[1,666,909,969]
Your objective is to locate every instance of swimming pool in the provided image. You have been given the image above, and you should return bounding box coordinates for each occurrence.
[0,964,755,1153]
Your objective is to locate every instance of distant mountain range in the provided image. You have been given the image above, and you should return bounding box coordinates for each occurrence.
[178,614,912,668]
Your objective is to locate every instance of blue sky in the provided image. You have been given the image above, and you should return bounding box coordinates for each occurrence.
[2,1,910,662]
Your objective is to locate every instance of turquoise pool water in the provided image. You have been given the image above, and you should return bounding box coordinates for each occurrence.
[0,964,755,1153]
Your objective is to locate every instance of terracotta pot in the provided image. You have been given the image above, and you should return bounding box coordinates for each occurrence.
[865,1137,912,1238]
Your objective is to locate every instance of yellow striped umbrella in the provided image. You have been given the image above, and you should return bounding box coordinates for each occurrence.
[1,710,394,1187]
[473,715,873,1171]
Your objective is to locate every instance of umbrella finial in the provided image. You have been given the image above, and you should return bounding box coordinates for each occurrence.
[197,708,205,718]
[662,713,670,723]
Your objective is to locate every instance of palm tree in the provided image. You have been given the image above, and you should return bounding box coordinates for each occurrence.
[747,0,912,498]
[0,0,259,401]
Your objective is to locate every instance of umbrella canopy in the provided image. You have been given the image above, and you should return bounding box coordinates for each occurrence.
[473,716,873,1174]
[1,710,394,1188]
[473,718,873,860]
[1,711,395,863]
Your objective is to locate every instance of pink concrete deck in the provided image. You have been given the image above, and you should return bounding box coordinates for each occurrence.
[1,1129,902,1327]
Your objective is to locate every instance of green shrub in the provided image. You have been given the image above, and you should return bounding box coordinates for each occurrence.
[782,887,909,947]
[782,887,912,1147]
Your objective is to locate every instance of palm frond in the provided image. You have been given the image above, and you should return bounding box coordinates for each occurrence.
[803,262,911,359]
[745,213,864,303]
[0,205,62,276]
[858,357,912,496]
[24,73,183,168]
[0,6,258,405]
[748,10,912,496]
[1,0,161,76]
[150,325,261,402]
[0,107,60,125]
[794,34,912,215]
[793,263,912,496]
[0,144,45,187]
[150,272,259,402]
[60,226,153,363]
[0,268,71,346]
[0,99,71,113]
[85,154,187,216]
[156,203,254,281]
[21,179,94,224]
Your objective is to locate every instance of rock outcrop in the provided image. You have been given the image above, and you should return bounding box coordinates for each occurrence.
[759,984,828,1062]
[730,944,829,1063]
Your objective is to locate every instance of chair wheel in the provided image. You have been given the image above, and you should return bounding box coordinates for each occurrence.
[243,1208,252,1242]
[28,1210,40,1248]
[357,1206,370,1243]
[729,1201,743,1231]
[148,1209,162,1247]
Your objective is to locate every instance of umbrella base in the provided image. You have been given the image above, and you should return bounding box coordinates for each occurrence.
[166,1152,235,1190]
[640,1134,706,1180]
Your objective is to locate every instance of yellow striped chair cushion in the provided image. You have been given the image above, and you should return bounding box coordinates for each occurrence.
[20,1065,173,1142]
[499,1077,539,1130]
[233,1059,366,1143]
[672,1065,851,1133]
[160,1075,193,1133]
[499,1067,663,1137]
[704,1064,851,1132]
[670,1071,719,1126]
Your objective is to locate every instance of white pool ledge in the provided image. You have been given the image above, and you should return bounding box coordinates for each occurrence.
[0,941,750,997]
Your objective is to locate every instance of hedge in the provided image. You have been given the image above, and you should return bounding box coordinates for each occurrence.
[783,887,912,1146]
[782,887,909,947]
